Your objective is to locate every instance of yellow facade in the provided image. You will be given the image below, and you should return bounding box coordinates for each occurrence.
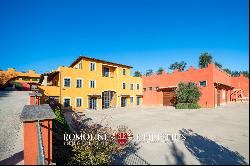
[39,56,142,111]
[0,68,40,86]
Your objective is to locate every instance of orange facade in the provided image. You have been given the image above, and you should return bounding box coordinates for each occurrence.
[142,64,249,108]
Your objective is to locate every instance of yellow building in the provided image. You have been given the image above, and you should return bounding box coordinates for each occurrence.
[0,68,40,90]
[39,56,143,111]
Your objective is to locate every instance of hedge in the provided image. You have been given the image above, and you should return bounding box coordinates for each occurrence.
[175,103,200,109]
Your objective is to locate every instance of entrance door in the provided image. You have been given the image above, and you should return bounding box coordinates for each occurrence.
[217,90,220,106]
[163,91,175,106]
[89,97,97,110]
[136,97,140,106]
[102,91,116,109]
[121,97,127,107]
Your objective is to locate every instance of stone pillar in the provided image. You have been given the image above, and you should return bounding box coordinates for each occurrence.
[20,104,56,165]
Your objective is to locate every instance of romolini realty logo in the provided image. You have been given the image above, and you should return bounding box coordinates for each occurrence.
[113,125,133,147]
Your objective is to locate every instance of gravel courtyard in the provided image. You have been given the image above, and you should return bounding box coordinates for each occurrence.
[83,103,249,165]
[0,91,30,165]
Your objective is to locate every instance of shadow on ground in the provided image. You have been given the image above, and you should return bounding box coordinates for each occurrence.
[166,142,186,165]
[0,90,11,98]
[111,141,149,165]
[179,128,247,165]
[0,150,23,165]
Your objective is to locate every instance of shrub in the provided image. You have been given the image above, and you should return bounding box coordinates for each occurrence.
[53,108,70,133]
[175,82,201,104]
[176,103,200,109]
[67,122,122,165]
[175,82,201,109]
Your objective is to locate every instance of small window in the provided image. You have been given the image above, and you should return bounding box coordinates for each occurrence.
[130,97,133,104]
[78,63,82,69]
[76,79,82,88]
[76,98,82,107]
[122,83,126,89]
[122,68,126,75]
[143,88,146,91]
[130,84,134,90]
[64,78,71,87]
[149,87,152,91]
[199,81,207,87]
[64,98,71,107]
[90,80,96,88]
[155,86,159,90]
[90,62,96,71]
[23,77,30,81]
[137,84,140,90]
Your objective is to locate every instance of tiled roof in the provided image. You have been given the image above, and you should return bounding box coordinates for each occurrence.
[69,55,133,68]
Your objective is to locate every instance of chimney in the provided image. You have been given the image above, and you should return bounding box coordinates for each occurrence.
[42,75,48,86]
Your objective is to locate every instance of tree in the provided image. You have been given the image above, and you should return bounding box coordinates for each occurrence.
[214,61,222,68]
[231,70,240,77]
[241,71,249,78]
[169,61,187,72]
[145,69,153,76]
[0,72,17,87]
[134,70,142,77]
[223,68,231,75]
[157,67,165,75]
[175,82,202,104]
[199,52,213,68]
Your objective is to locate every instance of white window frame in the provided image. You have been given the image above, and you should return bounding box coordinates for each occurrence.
[122,68,126,75]
[78,62,82,69]
[63,77,71,88]
[63,97,71,107]
[130,83,134,90]
[122,82,126,89]
[75,97,83,107]
[130,96,134,104]
[199,80,207,87]
[90,62,96,71]
[136,83,140,90]
[76,78,83,88]
[89,80,96,88]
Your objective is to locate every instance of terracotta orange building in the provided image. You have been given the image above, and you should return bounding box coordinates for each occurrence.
[142,63,249,108]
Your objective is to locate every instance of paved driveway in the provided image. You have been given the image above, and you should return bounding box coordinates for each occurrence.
[0,91,30,165]
[84,103,249,165]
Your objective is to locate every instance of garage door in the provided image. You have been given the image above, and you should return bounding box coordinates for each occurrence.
[163,91,175,106]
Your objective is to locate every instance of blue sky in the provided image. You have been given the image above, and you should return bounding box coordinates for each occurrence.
[0,0,249,74]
